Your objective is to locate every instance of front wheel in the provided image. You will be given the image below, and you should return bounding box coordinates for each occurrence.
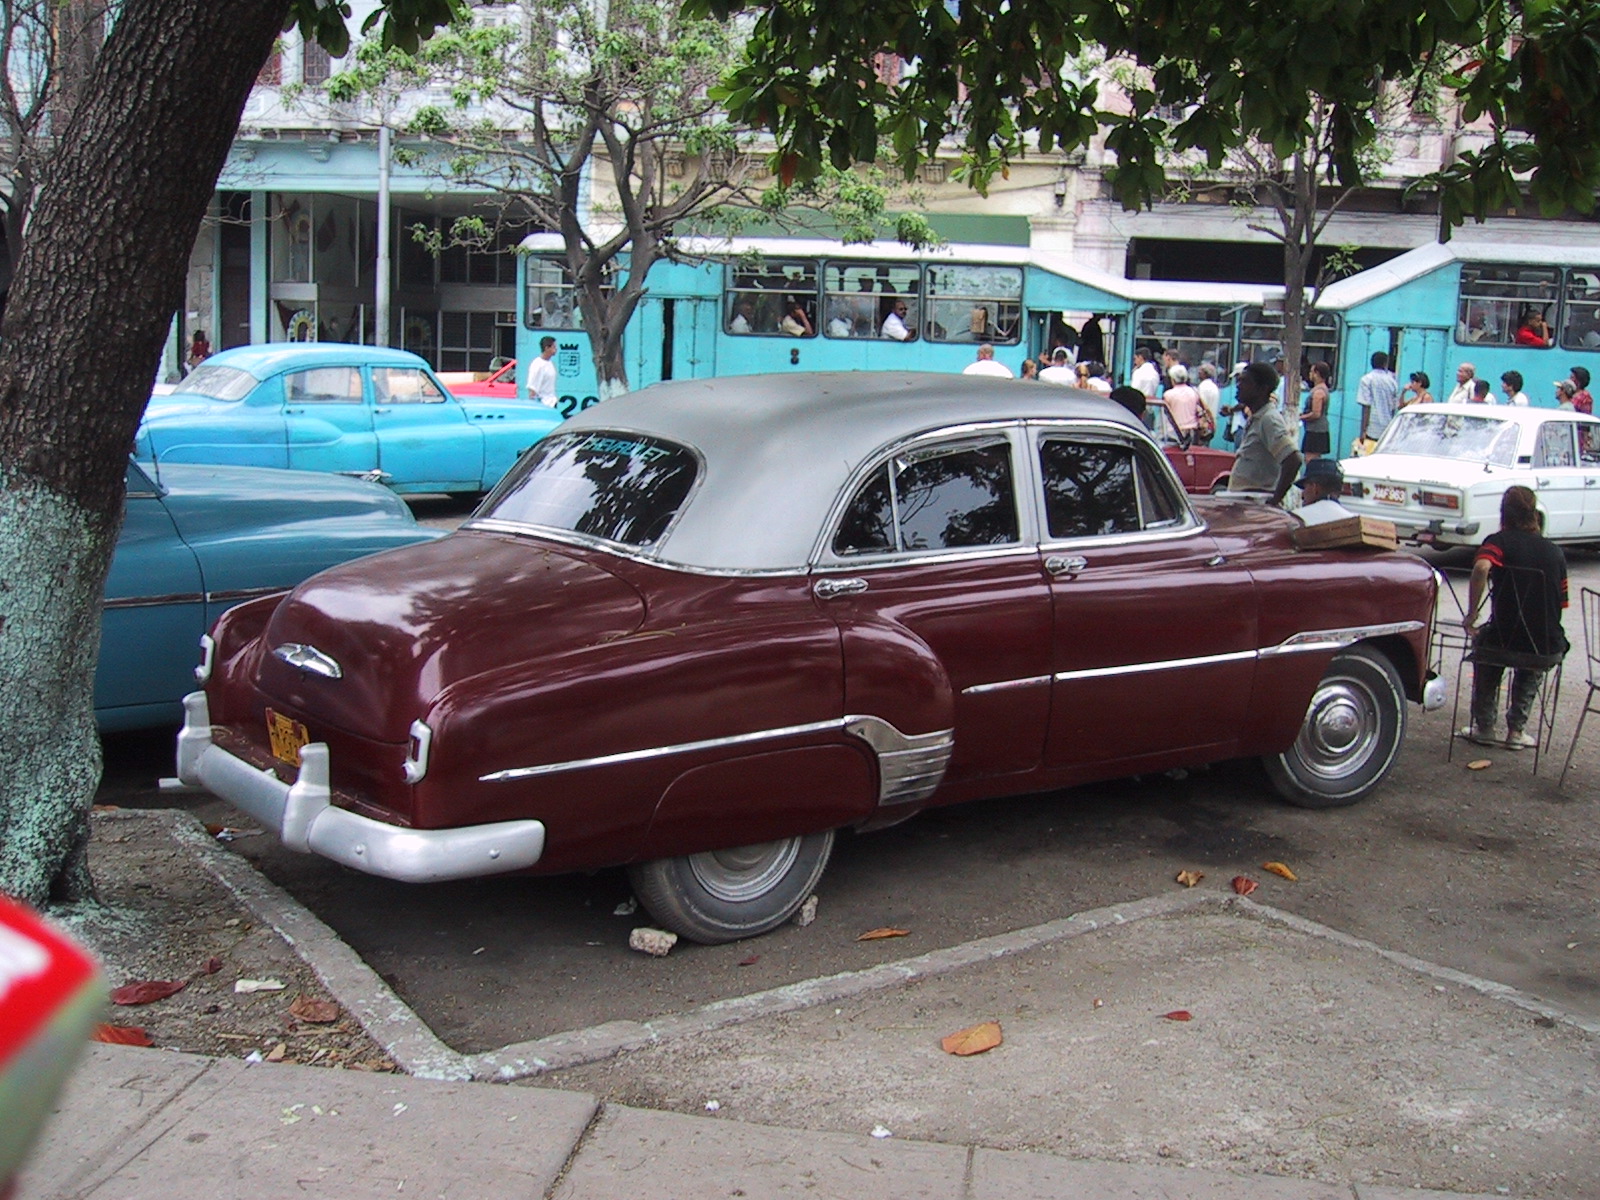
[627,830,835,944]
[1263,646,1406,809]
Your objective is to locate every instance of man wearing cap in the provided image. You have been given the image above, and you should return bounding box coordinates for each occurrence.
[1228,361,1303,505]
[1295,459,1355,526]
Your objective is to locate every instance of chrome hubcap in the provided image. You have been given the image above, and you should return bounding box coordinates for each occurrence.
[1294,677,1380,781]
[688,838,801,903]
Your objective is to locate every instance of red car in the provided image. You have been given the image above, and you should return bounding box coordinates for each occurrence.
[444,359,518,398]
[176,373,1442,943]
[1163,442,1236,494]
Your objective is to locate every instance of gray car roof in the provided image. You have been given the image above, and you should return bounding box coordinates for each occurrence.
[556,371,1148,572]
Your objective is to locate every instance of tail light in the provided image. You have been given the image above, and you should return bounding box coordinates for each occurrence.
[1420,490,1460,510]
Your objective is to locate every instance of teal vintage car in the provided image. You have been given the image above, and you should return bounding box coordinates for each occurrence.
[99,459,440,731]
[135,344,563,494]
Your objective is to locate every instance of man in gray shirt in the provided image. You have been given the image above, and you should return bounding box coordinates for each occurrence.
[1357,351,1400,443]
[1229,361,1303,505]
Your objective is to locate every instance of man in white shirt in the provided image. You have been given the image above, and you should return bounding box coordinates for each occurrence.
[1445,362,1476,405]
[962,343,1013,378]
[527,335,558,406]
[1130,346,1161,402]
[1500,369,1530,406]
[1038,347,1076,385]
[881,300,912,341]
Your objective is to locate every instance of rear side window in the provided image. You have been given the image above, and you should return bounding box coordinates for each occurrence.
[285,367,362,403]
[834,439,1019,555]
[479,430,698,547]
[170,364,257,401]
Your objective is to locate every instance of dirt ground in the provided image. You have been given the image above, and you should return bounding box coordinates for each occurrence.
[55,808,394,1072]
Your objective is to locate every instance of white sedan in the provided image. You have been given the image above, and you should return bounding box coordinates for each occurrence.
[1339,403,1600,547]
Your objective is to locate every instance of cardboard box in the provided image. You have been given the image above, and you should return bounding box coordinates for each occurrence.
[1292,515,1399,551]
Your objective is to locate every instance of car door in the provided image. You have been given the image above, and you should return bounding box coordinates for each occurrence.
[97,462,205,727]
[371,365,482,491]
[283,364,378,476]
[1032,428,1257,773]
[1531,419,1586,538]
[817,427,1054,787]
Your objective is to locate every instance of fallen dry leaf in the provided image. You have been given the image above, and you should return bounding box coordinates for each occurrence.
[93,1024,154,1046]
[1160,1010,1193,1022]
[265,1042,288,1063]
[856,928,910,941]
[1230,875,1259,897]
[940,1021,1003,1056]
[110,979,189,1006]
[288,994,341,1024]
[1468,759,1492,771]
[198,956,223,976]
[234,978,286,994]
[1175,869,1204,888]
[1262,861,1298,882]
[738,954,760,967]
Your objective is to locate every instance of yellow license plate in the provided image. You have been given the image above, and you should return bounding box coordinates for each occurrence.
[266,708,309,765]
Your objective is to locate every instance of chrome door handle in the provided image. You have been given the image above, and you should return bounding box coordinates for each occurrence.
[1207,554,1228,567]
[814,577,868,599]
[1045,554,1088,576]
[1586,479,1598,487]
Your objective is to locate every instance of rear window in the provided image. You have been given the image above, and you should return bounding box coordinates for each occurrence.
[169,364,257,401]
[1378,411,1519,467]
[478,430,699,547]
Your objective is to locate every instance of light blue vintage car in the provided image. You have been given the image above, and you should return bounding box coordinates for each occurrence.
[135,344,563,494]
[99,458,441,731]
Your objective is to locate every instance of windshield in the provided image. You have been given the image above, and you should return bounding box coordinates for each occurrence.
[477,430,699,547]
[1377,410,1520,467]
[169,364,258,401]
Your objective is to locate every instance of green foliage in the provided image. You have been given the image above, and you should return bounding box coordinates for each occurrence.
[694,0,1600,229]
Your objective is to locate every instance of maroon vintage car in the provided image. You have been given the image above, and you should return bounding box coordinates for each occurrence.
[1163,442,1236,494]
[176,373,1443,943]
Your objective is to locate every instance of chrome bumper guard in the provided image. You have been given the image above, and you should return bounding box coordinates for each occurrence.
[176,691,546,884]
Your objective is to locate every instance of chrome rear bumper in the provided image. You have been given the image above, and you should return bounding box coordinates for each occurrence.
[175,691,546,884]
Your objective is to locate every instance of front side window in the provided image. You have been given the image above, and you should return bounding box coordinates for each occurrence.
[833,439,1018,555]
[284,366,362,403]
[373,368,445,404]
[478,430,698,547]
[1457,263,1560,347]
[725,259,819,336]
[1038,438,1186,540]
[823,261,921,341]
[924,264,1022,345]
[170,364,258,402]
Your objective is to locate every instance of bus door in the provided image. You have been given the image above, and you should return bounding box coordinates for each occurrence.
[1394,326,1451,405]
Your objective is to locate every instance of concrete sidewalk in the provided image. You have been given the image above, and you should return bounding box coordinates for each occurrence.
[19,1042,1501,1200]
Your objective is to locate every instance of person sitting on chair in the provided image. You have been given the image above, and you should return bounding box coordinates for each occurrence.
[1461,485,1570,749]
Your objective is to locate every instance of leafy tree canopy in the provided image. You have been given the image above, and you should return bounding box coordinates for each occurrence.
[686,0,1600,227]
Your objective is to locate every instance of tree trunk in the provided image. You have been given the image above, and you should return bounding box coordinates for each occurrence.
[0,0,291,904]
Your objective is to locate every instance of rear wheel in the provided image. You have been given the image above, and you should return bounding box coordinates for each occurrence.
[627,830,835,944]
[1264,646,1406,808]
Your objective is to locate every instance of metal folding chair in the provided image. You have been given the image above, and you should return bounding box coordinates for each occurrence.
[1558,587,1600,788]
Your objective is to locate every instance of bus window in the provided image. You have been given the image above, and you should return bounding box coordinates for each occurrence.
[725,259,819,336]
[824,261,921,340]
[1135,304,1232,375]
[924,264,1022,345]
[525,258,595,331]
[1457,263,1560,346]
[1243,306,1339,376]
[1560,270,1600,350]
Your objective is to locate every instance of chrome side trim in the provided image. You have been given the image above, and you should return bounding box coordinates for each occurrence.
[206,586,290,605]
[1258,621,1426,657]
[478,718,845,782]
[107,585,289,610]
[478,712,955,807]
[843,716,954,805]
[962,675,1052,696]
[1054,649,1256,683]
